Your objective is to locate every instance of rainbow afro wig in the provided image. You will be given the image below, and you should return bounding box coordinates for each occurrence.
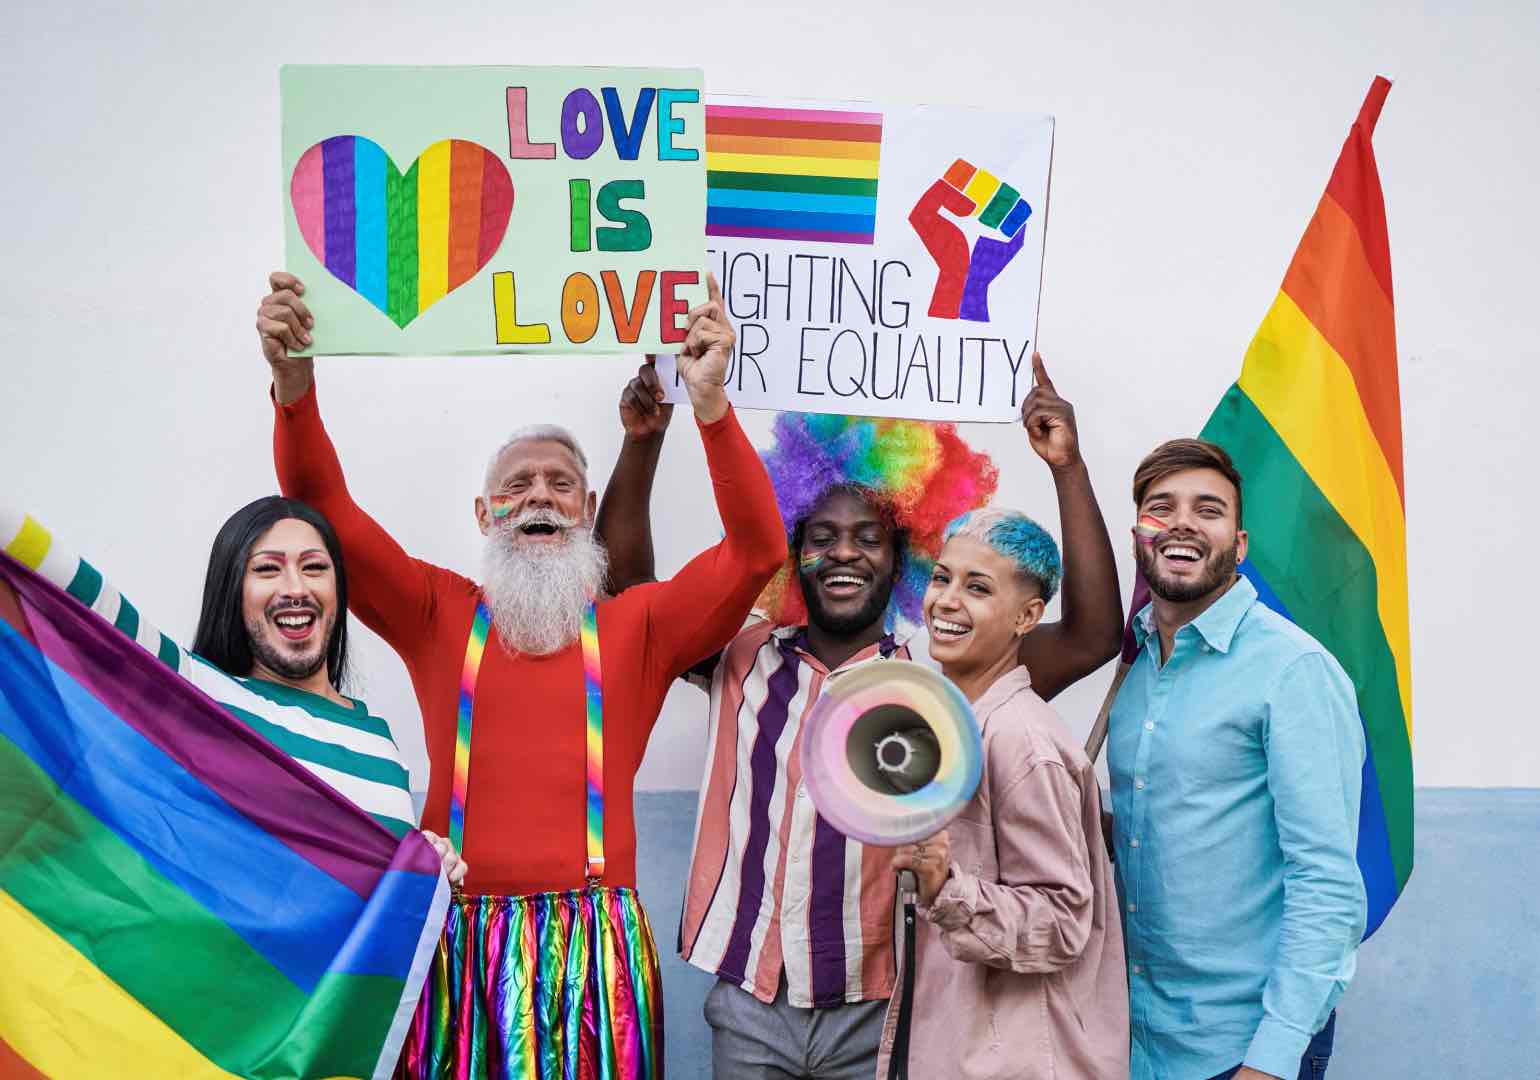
[756,413,999,631]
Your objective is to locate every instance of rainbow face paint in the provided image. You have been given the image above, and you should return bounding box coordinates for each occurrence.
[799,552,824,574]
[1135,514,1167,546]
[488,496,516,520]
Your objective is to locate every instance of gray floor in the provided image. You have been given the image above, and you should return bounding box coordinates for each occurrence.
[633,788,1540,1079]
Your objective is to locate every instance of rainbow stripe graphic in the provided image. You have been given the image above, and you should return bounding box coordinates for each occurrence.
[0,538,447,1078]
[1199,78,1411,936]
[706,104,882,245]
[581,603,604,880]
[290,136,513,328]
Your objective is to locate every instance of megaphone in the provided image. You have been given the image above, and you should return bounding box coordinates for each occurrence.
[800,660,983,847]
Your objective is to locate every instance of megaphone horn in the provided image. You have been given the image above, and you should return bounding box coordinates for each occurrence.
[800,661,983,847]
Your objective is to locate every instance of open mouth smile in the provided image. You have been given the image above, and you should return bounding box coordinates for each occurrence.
[930,616,972,641]
[818,571,870,598]
[271,609,319,642]
[1157,541,1205,568]
[520,522,559,536]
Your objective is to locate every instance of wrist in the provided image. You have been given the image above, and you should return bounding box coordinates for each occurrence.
[1047,456,1088,479]
[271,358,315,406]
[688,383,729,424]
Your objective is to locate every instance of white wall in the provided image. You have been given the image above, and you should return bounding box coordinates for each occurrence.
[3,0,1534,791]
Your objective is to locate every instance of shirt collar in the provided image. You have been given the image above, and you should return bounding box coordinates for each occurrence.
[1132,574,1258,655]
[776,624,902,674]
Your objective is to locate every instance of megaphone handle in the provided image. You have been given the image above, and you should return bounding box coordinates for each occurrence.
[887,871,919,1080]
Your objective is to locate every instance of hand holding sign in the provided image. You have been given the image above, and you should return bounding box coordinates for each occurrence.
[676,274,734,423]
[618,356,674,439]
[908,158,1034,322]
[1021,352,1082,471]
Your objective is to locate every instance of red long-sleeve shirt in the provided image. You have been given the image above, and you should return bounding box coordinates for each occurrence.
[274,385,785,896]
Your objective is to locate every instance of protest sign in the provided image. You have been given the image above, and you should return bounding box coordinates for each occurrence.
[658,96,1053,422]
[280,65,707,355]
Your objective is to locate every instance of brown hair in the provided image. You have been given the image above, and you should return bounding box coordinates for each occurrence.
[1132,439,1244,526]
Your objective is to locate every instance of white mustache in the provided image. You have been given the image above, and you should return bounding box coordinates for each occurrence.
[501,507,580,531]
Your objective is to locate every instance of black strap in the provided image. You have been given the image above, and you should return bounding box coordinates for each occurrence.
[887,897,917,1080]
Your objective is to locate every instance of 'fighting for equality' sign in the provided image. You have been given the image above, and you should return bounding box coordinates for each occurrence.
[656,96,1054,422]
[281,65,707,356]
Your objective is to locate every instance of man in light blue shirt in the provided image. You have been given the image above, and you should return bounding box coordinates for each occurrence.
[1108,439,1366,1080]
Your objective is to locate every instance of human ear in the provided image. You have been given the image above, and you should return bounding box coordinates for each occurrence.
[474,496,492,536]
[1015,595,1047,636]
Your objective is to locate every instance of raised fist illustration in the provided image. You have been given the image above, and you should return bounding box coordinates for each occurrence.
[908,159,1033,321]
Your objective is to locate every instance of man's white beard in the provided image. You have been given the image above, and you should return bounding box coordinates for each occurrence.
[482,510,609,656]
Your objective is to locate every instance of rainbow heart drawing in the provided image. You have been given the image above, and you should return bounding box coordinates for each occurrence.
[290,136,514,328]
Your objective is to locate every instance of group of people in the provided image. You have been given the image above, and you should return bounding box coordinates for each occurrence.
[134,269,1366,1080]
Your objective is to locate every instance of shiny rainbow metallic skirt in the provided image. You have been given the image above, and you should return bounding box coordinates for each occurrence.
[395,887,663,1080]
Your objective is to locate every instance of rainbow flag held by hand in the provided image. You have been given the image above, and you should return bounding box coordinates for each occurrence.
[1200,76,1412,937]
[0,528,448,1077]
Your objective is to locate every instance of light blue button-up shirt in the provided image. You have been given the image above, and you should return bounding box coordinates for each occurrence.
[1109,576,1366,1080]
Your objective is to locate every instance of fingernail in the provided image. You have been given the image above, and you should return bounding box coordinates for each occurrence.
[302,333,312,345]
[305,316,314,328]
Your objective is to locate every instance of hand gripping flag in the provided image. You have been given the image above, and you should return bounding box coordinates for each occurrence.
[0,510,449,1078]
[1089,77,1411,939]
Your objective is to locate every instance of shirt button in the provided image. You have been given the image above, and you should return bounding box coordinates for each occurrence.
[1128,902,1137,913]
[1132,965,1143,975]
[796,787,807,800]
[1130,838,1140,848]
[1144,721,1155,731]
[1135,779,1145,790]
[1201,643,1212,652]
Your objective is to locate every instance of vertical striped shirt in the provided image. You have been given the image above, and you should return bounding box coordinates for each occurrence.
[680,620,911,1008]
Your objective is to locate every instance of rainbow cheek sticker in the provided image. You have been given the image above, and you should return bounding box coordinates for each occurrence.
[489,498,516,520]
[1135,514,1167,546]
[799,661,983,847]
[799,552,824,573]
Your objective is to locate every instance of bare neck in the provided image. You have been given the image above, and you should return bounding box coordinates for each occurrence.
[803,619,888,672]
[941,645,1021,705]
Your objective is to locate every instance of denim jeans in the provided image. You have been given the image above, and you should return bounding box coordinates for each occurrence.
[1206,1011,1336,1080]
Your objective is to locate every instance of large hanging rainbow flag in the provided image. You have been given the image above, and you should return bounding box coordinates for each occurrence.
[0,519,449,1077]
[1200,76,1411,936]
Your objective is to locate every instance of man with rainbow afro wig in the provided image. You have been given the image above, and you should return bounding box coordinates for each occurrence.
[597,353,1124,1080]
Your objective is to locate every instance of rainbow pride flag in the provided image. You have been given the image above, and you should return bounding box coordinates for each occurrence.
[1200,76,1411,936]
[291,135,513,328]
[0,530,449,1076]
[705,103,882,244]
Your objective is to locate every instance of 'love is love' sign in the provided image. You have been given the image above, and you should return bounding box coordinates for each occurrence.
[658,96,1054,422]
[281,65,706,355]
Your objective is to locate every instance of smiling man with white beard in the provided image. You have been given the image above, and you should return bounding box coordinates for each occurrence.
[254,270,785,1079]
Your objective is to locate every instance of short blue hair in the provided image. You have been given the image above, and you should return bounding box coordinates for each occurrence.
[942,509,1062,603]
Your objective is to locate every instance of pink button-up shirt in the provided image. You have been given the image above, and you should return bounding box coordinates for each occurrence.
[878,667,1129,1079]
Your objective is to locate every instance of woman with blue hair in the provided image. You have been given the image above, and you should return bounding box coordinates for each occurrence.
[882,508,1130,1079]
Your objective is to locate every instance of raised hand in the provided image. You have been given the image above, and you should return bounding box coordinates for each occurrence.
[908,159,1033,322]
[676,273,733,423]
[618,355,674,439]
[1020,352,1082,471]
[257,271,316,404]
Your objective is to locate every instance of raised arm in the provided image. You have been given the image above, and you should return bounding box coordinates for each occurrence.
[1015,353,1124,699]
[594,358,672,592]
[640,276,786,676]
[259,272,438,654]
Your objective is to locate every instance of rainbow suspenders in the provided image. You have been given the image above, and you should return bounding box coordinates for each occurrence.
[450,600,605,885]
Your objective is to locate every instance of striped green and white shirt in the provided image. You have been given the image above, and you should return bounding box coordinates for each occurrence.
[0,508,417,838]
